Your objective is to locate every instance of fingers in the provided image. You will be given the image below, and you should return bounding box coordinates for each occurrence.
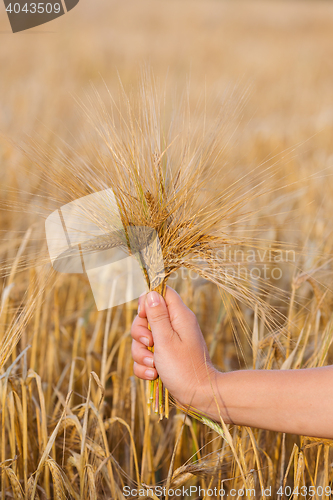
[131,339,155,368]
[131,313,153,347]
[133,361,158,380]
[131,317,157,381]
[138,286,187,320]
[144,289,178,349]
[137,293,147,318]
[139,286,197,346]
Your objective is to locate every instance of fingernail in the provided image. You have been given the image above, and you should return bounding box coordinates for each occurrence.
[137,304,141,315]
[145,369,155,379]
[143,357,154,368]
[140,337,150,347]
[147,291,160,307]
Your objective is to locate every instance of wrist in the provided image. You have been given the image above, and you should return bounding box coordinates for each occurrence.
[192,367,230,422]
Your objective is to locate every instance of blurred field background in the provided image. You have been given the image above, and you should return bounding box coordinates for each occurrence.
[1,0,333,498]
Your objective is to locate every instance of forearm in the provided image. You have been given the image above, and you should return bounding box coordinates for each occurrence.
[200,366,333,438]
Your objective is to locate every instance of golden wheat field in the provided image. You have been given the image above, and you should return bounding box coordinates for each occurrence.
[1,0,333,498]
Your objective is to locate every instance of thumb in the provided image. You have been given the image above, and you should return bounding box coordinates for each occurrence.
[145,291,178,349]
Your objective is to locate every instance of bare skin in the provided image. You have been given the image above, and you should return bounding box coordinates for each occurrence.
[131,286,333,439]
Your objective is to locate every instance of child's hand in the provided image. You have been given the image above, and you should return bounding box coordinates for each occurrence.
[131,286,333,438]
[130,286,217,410]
